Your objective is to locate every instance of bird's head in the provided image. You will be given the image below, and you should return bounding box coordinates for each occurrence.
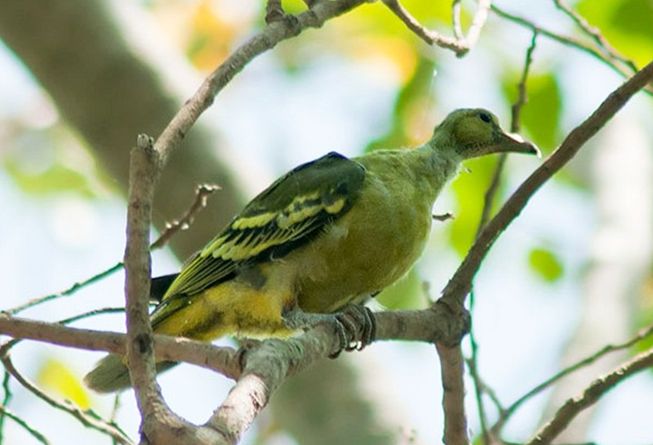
[432,108,539,159]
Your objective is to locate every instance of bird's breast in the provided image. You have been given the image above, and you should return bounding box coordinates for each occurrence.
[292,172,433,313]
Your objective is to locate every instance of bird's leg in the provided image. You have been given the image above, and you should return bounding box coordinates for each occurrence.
[282,306,348,353]
[282,304,376,358]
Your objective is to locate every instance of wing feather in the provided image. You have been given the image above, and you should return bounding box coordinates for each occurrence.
[156,152,366,311]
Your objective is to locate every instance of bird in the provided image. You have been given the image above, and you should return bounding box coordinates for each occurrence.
[85,108,538,393]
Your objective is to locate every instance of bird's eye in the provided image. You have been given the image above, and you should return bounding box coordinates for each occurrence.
[479,112,491,123]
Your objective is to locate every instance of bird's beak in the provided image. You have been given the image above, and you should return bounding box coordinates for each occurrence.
[493,131,541,157]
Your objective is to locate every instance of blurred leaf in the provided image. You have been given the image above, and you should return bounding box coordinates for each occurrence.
[528,247,564,283]
[448,157,500,257]
[501,72,562,152]
[634,274,653,353]
[366,56,437,151]
[377,268,426,309]
[4,157,96,198]
[187,0,238,70]
[341,0,451,37]
[576,0,653,66]
[279,0,310,15]
[36,358,91,409]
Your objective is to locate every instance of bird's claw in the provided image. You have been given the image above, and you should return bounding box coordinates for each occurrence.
[329,304,376,358]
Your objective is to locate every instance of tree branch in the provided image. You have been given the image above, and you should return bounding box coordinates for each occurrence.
[491,5,653,95]
[435,343,468,445]
[0,304,465,443]
[527,347,653,445]
[552,0,636,72]
[7,182,218,316]
[439,59,653,311]
[0,404,50,445]
[428,56,653,445]
[0,355,132,445]
[382,0,490,57]
[492,323,653,435]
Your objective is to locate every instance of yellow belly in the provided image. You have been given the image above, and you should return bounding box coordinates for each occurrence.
[153,263,295,340]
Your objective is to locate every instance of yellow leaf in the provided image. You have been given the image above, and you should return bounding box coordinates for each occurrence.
[36,357,91,409]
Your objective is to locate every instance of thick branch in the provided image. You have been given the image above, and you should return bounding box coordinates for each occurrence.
[123,137,181,443]
[435,344,468,445]
[0,305,465,443]
[0,314,241,379]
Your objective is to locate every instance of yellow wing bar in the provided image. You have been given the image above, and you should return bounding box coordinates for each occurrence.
[158,152,365,304]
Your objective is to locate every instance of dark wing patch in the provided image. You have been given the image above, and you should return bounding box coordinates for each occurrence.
[151,152,365,326]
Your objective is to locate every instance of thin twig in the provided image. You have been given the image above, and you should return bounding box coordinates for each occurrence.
[492,323,653,434]
[0,405,50,445]
[0,355,132,445]
[451,0,463,41]
[109,394,122,445]
[6,263,123,316]
[0,370,11,444]
[464,0,491,52]
[382,0,490,57]
[511,31,539,134]
[552,0,637,72]
[527,346,653,445]
[150,183,220,250]
[6,182,219,316]
[491,5,653,95]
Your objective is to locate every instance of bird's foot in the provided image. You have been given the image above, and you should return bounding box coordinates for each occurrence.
[235,339,262,370]
[282,305,376,358]
[330,304,376,358]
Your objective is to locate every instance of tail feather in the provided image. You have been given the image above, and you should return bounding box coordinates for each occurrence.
[84,354,177,393]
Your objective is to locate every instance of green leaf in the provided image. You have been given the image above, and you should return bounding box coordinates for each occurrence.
[376,267,426,309]
[4,159,96,198]
[633,275,653,354]
[448,156,500,257]
[576,0,653,66]
[366,56,437,152]
[528,247,564,283]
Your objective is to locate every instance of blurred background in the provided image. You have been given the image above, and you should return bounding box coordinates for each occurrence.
[0,0,652,444]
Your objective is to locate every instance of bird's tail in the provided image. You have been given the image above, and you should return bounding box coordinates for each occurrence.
[85,274,182,393]
[84,354,177,393]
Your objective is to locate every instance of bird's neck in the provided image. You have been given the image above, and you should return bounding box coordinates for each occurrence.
[412,141,461,193]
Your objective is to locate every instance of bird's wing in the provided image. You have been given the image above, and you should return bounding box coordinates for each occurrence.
[151,152,366,323]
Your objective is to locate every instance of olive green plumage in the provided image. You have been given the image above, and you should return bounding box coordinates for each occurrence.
[85,108,537,393]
